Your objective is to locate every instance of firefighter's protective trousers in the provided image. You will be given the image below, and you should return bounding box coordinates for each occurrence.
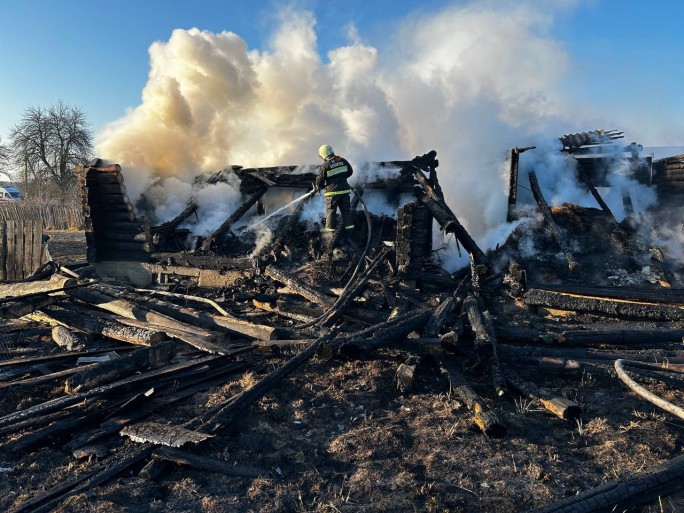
[325,192,354,231]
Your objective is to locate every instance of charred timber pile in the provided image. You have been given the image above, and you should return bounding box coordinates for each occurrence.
[74,159,151,262]
[4,150,684,513]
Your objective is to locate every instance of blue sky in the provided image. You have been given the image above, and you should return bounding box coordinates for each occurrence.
[1,0,683,145]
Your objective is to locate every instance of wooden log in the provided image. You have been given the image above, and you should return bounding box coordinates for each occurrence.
[32,304,166,346]
[108,288,277,341]
[0,274,76,299]
[531,452,684,513]
[537,284,684,304]
[523,288,684,321]
[264,266,334,306]
[504,366,581,420]
[67,287,230,353]
[558,329,684,346]
[396,355,420,393]
[463,295,507,396]
[65,342,175,395]
[437,356,506,437]
[0,354,222,430]
[528,171,581,272]
[339,309,432,354]
[422,296,456,338]
[0,295,63,320]
[51,325,87,351]
[152,446,263,478]
[200,186,268,250]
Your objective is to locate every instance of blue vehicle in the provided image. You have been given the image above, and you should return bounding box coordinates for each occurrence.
[0,184,24,202]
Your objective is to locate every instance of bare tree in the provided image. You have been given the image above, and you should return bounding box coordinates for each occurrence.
[0,137,9,171]
[10,101,93,200]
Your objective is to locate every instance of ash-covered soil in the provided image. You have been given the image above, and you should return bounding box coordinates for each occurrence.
[2,331,684,513]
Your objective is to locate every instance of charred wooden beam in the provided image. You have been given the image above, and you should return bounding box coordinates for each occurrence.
[152,446,263,477]
[416,191,486,265]
[463,295,506,396]
[506,146,536,222]
[422,296,456,338]
[32,303,167,346]
[200,186,268,250]
[0,274,76,299]
[67,287,230,353]
[437,356,506,438]
[528,171,581,272]
[531,452,684,513]
[8,445,154,513]
[109,287,277,341]
[151,202,198,234]
[65,342,176,395]
[338,308,432,355]
[504,365,581,421]
[523,287,684,321]
[0,295,63,320]
[557,329,684,346]
[264,265,334,307]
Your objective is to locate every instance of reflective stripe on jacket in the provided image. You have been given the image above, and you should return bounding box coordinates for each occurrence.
[316,155,353,196]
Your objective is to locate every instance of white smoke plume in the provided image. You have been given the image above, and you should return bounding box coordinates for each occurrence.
[94,1,670,267]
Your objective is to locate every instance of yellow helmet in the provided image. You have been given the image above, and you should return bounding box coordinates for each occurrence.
[318,144,334,160]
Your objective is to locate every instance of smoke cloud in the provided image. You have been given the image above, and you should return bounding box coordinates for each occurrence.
[95,1,670,267]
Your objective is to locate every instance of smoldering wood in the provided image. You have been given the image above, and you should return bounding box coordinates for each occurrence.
[200,186,268,250]
[152,446,264,478]
[437,356,506,438]
[151,202,198,234]
[528,171,581,272]
[523,287,684,321]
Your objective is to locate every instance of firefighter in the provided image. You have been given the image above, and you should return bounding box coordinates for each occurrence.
[315,144,355,233]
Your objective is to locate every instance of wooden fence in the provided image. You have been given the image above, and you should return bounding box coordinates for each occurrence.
[0,204,84,230]
[0,220,45,280]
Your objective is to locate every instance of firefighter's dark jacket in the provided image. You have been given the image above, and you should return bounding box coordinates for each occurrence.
[315,155,353,196]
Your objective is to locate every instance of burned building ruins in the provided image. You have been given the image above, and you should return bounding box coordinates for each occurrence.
[0,130,683,512]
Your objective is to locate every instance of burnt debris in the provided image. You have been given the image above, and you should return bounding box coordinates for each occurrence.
[0,136,683,513]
